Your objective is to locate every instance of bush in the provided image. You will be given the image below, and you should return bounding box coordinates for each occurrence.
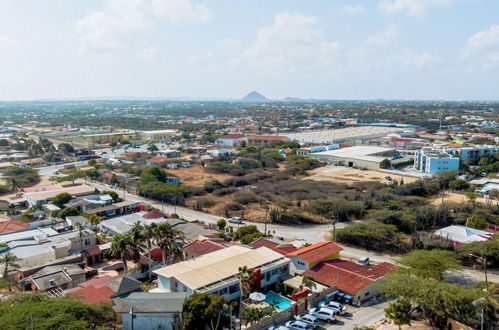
[52,192,72,207]
[237,158,262,170]
[234,191,261,205]
[203,180,226,193]
[456,240,499,267]
[466,215,488,230]
[216,219,226,230]
[212,187,237,196]
[307,198,365,221]
[448,179,469,191]
[206,162,245,176]
[335,221,407,252]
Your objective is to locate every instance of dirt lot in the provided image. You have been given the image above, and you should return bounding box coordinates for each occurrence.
[305,166,420,184]
[171,164,232,187]
[431,191,489,205]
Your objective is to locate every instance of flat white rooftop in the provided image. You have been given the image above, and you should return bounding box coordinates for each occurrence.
[284,126,411,144]
[154,245,288,291]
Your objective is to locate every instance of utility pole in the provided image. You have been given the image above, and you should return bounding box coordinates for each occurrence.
[331,214,337,241]
[470,254,488,293]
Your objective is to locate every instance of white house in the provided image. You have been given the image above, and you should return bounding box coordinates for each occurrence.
[153,245,290,301]
[215,134,247,147]
[434,225,494,247]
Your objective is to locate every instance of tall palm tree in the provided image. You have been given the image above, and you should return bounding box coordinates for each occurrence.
[130,222,146,262]
[6,177,20,193]
[1,252,20,291]
[74,222,85,254]
[236,266,254,329]
[154,223,186,266]
[142,223,157,279]
[109,234,133,272]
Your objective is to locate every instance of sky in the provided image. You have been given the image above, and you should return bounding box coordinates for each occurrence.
[1,0,499,100]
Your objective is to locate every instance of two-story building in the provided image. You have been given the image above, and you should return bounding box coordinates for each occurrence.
[286,241,343,275]
[153,245,290,301]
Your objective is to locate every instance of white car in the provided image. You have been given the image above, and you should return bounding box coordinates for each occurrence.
[267,326,290,330]
[309,307,336,322]
[228,217,242,224]
[285,320,310,330]
[318,301,346,315]
[296,314,319,328]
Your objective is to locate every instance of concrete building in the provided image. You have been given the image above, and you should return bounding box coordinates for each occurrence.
[286,242,342,275]
[296,145,339,156]
[215,134,248,147]
[138,130,178,143]
[310,146,397,170]
[445,145,499,162]
[247,135,290,147]
[98,210,168,236]
[284,126,412,145]
[414,148,460,174]
[24,184,96,206]
[154,245,290,301]
[113,292,187,330]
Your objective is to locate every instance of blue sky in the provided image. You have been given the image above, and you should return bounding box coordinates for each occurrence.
[1,0,499,100]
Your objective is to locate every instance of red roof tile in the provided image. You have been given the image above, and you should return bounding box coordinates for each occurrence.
[84,246,101,257]
[251,238,297,255]
[303,260,397,296]
[69,275,120,304]
[0,220,29,234]
[142,209,167,219]
[183,239,226,258]
[286,242,342,264]
[145,247,163,261]
[218,134,246,139]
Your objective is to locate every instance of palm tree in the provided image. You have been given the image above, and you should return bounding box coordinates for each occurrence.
[84,214,102,229]
[1,252,20,291]
[109,234,133,272]
[154,223,186,266]
[74,222,85,254]
[142,223,157,279]
[6,177,20,192]
[130,222,146,262]
[301,275,317,292]
[236,266,254,329]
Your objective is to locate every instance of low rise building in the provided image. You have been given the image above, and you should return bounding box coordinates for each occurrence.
[24,184,96,206]
[414,148,460,174]
[303,259,397,305]
[154,245,290,301]
[99,210,168,236]
[248,135,290,147]
[286,241,342,275]
[215,134,248,147]
[434,225,494,247]
[310,146,397,170]
[112,292,187,330]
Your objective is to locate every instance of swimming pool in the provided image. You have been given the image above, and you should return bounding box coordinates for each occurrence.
[264,292,293,311]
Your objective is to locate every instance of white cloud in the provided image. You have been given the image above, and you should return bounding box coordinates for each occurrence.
[366,24,399,46]
[0,35,17,49]
[137,46,159,60]
[378,0,458,17]
[464,25,499,57]
[340,4,365,14]
[230,13,341,75]
[217,37,242,48]
[77,0,209,53]
[388,48,441,69]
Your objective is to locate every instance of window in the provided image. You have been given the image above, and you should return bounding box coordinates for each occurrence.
[219,287,228,295]
[84,238,91,246]
[229,284,239,294]
[365,292,370,296]
[271,268,278,275]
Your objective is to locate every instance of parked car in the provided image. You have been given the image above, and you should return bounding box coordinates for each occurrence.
[267,326,290,330]
[309,307,336,322]
[228,217,242,224]
[296,314,319,328]
[285,320,311,330]
[318,301,346,315]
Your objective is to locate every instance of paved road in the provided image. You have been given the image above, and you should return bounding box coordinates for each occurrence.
[329,301,388,330]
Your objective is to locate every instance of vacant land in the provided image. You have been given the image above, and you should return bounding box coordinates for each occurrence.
[306,166,420,184]
[171,164,232,187]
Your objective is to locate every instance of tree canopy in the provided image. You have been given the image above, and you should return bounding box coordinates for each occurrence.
[182,293,230,330]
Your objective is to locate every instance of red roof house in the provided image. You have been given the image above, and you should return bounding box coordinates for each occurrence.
[69,275,142,304]
[142,209,167,219]
[183,238,227,259]
[286,242,343,274]
[303,259,397,304]
[0,219,29,234]
[251,237,297,255]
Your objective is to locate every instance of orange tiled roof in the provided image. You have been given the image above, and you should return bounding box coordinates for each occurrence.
[0,220,29,234]
[286,242,342,264]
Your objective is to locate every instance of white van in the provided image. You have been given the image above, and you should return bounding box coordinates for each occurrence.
[309,307,336,322]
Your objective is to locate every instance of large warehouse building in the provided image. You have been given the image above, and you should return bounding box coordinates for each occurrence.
[283,126,413,145]
[310,146,397,170]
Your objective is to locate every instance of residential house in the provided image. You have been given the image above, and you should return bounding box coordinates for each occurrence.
[113,292,188,330]
[215,134,248,147]
[0,218,30,234]
[286,241,343,275]
[183,237,227,260]
[98,210,168,236]
[251,237,297,255]
[70,275,142,304]
[154,245,290,301]
[303,259,397,305]
[434,225,494,247]
[146,157,170,166]
[248,135,290,147]
[24,184,96,206]
[63,194,114,213]
[19,264,86,293]
[156,150,181,158]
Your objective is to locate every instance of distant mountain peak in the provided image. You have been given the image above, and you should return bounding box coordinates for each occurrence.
[241,91,268,101]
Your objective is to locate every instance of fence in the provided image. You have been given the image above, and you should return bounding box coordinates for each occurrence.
[243,308,293,330]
